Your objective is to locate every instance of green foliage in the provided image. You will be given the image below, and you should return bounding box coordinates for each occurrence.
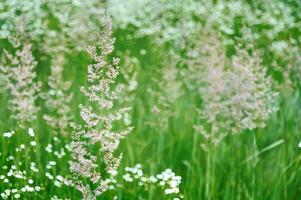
[1,0,301,199]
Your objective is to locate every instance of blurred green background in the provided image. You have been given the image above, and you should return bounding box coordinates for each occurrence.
[1,0,301,199]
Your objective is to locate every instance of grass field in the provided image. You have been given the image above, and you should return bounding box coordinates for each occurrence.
[1,0,301,199]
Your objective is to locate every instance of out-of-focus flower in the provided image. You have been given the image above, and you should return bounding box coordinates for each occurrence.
[0,42,41,128]
[188,35,278,146]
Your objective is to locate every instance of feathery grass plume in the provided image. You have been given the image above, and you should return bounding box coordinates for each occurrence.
[43,62,73,136]
[68,17,133,199]
[201,0,301,88]
[189,35,279,147]
[182,34,224,93]
[0,40,41,129]
[41,1,104,127]
[186,35,279,199]
[147,61,183,130]
[42,32,73,135]
[116,54,140,128]
[44,0,105,52]
[118,53,140,105]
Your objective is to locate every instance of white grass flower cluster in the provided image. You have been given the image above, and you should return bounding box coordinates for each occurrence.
[68,18,133,199]
[0,128,70,199]
[108,0,301,86]
[108,0,202,48]
[202,1,298,37]
[44,136,70,188]
[51,195,71,200]
[0,0,104,53]
[0,129,43,199]
[190,36,278,146]
[0,0,47,39]
[46,0,105,52]
[108,0,300,51]
[0,42,41,128]
[94,164,183,198]
[122,164,182,199]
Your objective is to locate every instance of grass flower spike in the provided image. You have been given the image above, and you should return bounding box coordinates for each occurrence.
[68,17,133,199]
[0,41,41,129]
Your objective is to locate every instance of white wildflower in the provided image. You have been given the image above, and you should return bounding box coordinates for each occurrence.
[3,131,14,138]
[30,141,36,146]
[28,128,35,137]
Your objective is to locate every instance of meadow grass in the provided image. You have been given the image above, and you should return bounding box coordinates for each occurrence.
[1,34,301,199]
[1,1,301,199]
